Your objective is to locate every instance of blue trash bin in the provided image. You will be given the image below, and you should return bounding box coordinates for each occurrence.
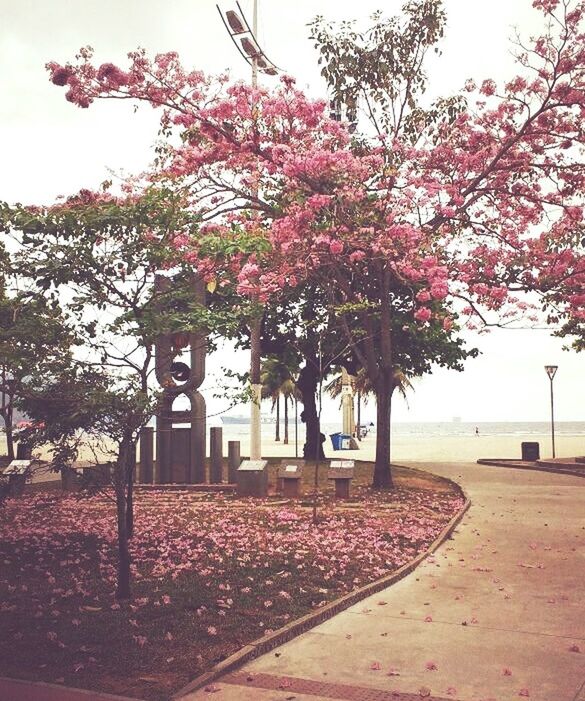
[330,433,351,450]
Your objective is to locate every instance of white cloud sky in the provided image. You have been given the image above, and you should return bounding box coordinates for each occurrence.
[1,0,583,423]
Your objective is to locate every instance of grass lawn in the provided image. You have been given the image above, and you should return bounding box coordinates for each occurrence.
[0,462,464,700]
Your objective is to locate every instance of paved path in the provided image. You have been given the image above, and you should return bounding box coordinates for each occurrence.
[182,461,585,701]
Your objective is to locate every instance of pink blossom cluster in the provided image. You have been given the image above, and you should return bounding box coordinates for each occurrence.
[44,1,585,330]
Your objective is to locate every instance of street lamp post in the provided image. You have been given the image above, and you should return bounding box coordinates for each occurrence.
[217,1,281,462]
[544,365,558,458]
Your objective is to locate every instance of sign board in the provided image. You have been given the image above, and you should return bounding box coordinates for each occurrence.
[329,458,355,480]
[330,460,355,469]
[278,459,304,478]
[238,459,268,472]
[4,460,32,476]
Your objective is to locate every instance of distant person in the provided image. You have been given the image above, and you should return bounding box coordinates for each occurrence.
[475,426,479,436]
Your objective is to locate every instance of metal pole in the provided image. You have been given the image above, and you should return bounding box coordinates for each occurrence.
[248,0,261,460]
[295,396,298,458]
[252,0,258,88]
[550,377,556,459]
[249,317,262,461]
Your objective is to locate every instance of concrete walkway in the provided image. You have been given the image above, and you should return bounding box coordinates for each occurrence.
[181,461,585,701]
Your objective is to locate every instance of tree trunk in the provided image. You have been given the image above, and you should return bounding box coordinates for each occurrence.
[4,414,14,461]
[275,395,280,441]
[373,378,394,490]
[356,391,362,441]
[284,394,289,445]
[125,442,136,539]
[297,363,325,461]
[115,439,133,600]
[0,368,14,460]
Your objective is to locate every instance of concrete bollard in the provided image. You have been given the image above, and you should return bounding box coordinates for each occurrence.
[210,427,223,483]
[61,467,79,492]
[228,441,241,484]
[139,427,154,484]
[16,443,32,460]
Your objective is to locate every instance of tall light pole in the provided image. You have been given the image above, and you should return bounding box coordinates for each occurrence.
[544,365,558,458]
[217,2,280,461]
[249,0,261,461]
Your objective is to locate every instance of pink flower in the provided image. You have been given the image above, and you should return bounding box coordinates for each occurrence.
[503,667,513,675]
[329,240,344,255]
[430,283,448,300]
[370,661,381,670]
[425,660,438,671]
[414,307,432,323]
[47,64,74,86]
[518,690,530,697]
[207,626,218,636]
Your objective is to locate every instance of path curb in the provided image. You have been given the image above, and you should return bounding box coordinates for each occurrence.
[172,466,471,699]
[477,458,585,479]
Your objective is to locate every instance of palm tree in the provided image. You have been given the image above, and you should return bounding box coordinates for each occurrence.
[279,377,300,445]
[261,358,299,442]
[326,367,412,439]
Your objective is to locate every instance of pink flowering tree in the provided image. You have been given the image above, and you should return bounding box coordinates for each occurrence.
[0,188,205,598]
[44,0,585,488]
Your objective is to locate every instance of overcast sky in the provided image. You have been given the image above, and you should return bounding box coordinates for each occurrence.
[1,0,583,423]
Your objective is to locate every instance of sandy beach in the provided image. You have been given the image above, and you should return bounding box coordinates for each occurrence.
[224,428,584,463]
[2,427,583,467]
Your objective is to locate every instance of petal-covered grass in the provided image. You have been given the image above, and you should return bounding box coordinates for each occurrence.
[0,464,464,700]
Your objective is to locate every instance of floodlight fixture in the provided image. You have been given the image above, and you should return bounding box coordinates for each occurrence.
[226,10,246,34]
[241,36,261,59]
[217,1,282,78]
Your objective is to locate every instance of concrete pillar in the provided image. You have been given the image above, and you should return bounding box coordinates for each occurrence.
[61,467,79,492]
[16,443,32,460]
[228,441,241,484]
[210,427,223,484]
[156,394,173,483]
[250,317,262,461]
[139,427,154,484]
[250,383,262,460]
[190,388,206,483]
[341,368,355,436]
